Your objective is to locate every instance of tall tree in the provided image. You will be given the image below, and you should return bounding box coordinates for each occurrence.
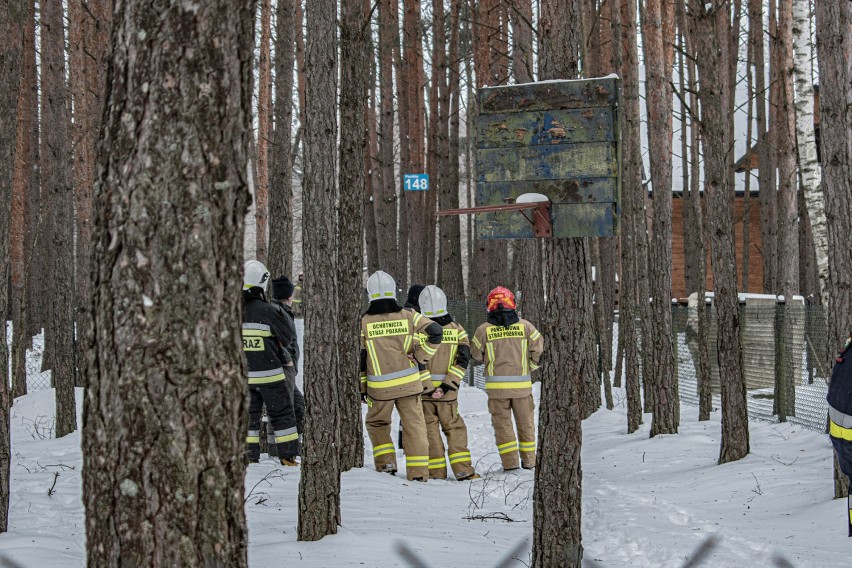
[255,0,272,264]
[815,0,852,499]
[376,0,399,277]
[337,0,369,472]
[0,0,26,535]
[791,0,827,305]
[618,0,645,433]
[268,0,296,278]
[10,0,37,402]
[438,0,466,298]
[365,28,381,275]
[83,1,255,564]
[69,0,112,389]
[688,0,750,464]
[751,0,776,295]
[643,0,679,436]
[532,0,588,565]
[298,0,342,540]
[41,0,78,437]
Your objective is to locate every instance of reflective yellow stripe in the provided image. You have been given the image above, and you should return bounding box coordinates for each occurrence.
[458,331,468,340]
[486,343,495,376]
[246,436,260,444]
[486,381,532,390]
[521,339,529,376]
[448,452,471,464]
[449,344,458,372]
[830,421,852,441]
[406,455,429,466]
[403,334,413,353]
[431,380,443,387]
[241,329,273,337]
[412,313,423,325]
[367,372,422,389]
[366,340,382,376]
[275,433,299,443]
[248,373,287,385]
[472,336,481,348]
[519,442,536,452]
[530,361,540,371]
[448,366,465,379]
[421,342,437,356]
[360,374,367,383]
[428,458,447,469]
[530,330,541,340]
[373,443,395,457]
[498,441,518,454]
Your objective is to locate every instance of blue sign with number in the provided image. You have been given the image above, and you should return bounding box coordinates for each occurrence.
[403,173,429,191]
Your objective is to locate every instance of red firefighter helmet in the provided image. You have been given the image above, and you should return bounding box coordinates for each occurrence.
[487,286,516,312]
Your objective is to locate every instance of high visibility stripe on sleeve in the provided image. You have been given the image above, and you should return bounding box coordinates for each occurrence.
[472,336,481,349]
[830,421,852,442]
[360,374,367,383]
[448,451,471,464]
[420,342,438,356]
[412,313,423,325]
[497,441,518,454]
[458,331,468,341]
[373,443,396,457]
[448,366,465,380]
[530,361,540,371]
[530,329,541,341]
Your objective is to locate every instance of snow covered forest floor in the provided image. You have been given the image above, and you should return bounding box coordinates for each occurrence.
[1,324,849,567]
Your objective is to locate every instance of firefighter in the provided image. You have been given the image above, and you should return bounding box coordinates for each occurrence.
[471,286,543,471]
[291,271,304,318]
[403,284,434,394]
[829,334,852,480]
[243,260,299,466]
[360,271,443,481]
[270,276,305,438]
[419,285,480,481]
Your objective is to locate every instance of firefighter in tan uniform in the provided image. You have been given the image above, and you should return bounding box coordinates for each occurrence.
[471,287,543,471]
[418,286,480,481]
[360,271,443,481]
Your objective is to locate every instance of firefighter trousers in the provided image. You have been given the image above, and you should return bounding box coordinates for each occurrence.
[248,375,299,462]
[265,366,304,456]
[366,393,430,480]
[487,394,536,470]
[422,400,476,480]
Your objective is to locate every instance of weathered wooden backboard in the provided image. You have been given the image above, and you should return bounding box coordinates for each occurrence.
[475,76,621,239]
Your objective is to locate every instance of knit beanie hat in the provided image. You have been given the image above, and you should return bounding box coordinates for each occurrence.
[271,276,296,300]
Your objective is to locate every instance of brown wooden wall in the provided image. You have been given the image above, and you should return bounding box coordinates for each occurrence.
[669,194,764,299]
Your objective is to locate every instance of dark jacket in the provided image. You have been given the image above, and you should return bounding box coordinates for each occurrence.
[829,336,852,478]
[242,287,292,384]
[270,299,300,372]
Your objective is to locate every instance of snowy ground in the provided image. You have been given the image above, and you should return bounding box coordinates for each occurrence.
[2,321,849,567]
[1,385,848,567]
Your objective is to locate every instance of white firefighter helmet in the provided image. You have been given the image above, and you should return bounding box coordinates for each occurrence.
[419,285,448,318]
[244,260,271,292]
[366,270,396,302]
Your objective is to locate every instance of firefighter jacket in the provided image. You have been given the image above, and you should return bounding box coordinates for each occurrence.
[828,336,852,477]
[270,299,300,373]
[424,319,470,403]
[242,287,293,385]
[471,315,543,399]
[360,301,443,401]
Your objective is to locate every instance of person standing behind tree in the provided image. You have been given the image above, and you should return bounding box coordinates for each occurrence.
[418,286,480,481]
[360,271,443,481]
[291,270,305,318]
[269,276,306,439]
[242,261,299,466]
[471,287,543,471]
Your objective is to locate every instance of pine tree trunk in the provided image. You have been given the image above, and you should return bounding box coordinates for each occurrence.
[618,0,644,433]
[337,0,368,472]
[0,0,26,535]
[298,0,342,540]
[365,45,381,275]
[438,0,465,298]
[41,0,77,437]
[377,0,400,278]
[255,0,272,264]
[268,0,296,278]
[689,0,749,464]
[643,0,678,437]
[69,0,111,391]
[791,0,827,305]
[751,0,775,295]
[10,0,36,403]
[532,1,586,564]
[815,0,852,499]
[83,1,254,563]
